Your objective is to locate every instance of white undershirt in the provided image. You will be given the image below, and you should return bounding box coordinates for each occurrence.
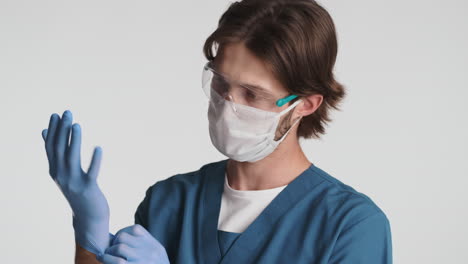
[217,172,288,233]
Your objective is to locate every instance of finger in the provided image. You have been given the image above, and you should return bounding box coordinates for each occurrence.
[132,224,149,236]
[112,230,139,248]
[104,243,136,261]
[113,226,136,240]
[112,225,146,244]
[98,253,127,264]
[54,110,73,165]
[63,113,73,161]
[87,146,102,180]
[67,123,82,171]
[122,224,147,237]
[42,129,47,141]
[45,113,59,167]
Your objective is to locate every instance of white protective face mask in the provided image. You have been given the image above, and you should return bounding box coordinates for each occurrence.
[207,91,302,163]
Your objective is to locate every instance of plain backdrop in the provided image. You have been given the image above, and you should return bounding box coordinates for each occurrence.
[0,0,467,263]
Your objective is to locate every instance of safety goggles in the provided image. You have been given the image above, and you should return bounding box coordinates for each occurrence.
[202,61,298,112]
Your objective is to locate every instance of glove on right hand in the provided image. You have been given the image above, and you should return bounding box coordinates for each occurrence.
[42,110,112,256]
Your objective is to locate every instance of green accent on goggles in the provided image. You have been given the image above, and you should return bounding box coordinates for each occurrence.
[276,94,298,107]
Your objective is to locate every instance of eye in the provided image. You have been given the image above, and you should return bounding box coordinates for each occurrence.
[245,90,257,100]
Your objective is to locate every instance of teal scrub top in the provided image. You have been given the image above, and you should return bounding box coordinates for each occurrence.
[134,159,392,263]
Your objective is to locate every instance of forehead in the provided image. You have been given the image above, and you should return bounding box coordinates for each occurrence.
[213,42,286,95]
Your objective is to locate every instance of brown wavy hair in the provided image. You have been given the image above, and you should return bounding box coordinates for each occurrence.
[203,0,346,139]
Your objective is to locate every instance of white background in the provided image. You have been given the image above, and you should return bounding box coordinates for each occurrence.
[1,0,467,263]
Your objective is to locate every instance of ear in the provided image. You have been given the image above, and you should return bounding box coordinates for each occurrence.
[295,94,323,118]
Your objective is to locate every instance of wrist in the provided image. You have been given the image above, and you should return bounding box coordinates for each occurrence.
[72,216,111,255]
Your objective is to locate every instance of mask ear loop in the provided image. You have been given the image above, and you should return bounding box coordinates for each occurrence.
[278,99,302,116]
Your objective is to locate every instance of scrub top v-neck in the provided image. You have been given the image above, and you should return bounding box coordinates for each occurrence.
[216,172,288,257]
[134,159,392,264]
[217,230,241,257]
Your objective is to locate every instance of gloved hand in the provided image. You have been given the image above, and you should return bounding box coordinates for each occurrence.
[41,110,112,256]
[97,224,170,264]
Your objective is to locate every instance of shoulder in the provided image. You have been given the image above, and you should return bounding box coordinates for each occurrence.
[309,164,391,232]
[134,159,226,226]
[312,166,393,262]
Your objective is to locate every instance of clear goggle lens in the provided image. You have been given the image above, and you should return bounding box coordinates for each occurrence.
[202,62,284,112]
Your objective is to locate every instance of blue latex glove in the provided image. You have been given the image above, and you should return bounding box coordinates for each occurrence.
[41,110,112,256]
[97,224,170,264]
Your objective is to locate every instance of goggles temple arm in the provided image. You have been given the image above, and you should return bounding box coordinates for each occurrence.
[276,94,298,107]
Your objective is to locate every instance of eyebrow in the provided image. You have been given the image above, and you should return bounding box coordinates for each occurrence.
[211,64,274,97]
[240,83,273,97]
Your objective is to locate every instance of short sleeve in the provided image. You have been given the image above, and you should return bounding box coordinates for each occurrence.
[134,184,155,229]
[329,211,393,264]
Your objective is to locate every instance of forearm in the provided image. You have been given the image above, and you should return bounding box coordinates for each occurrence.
[75,243,101,264]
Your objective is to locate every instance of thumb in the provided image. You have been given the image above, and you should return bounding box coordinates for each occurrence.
[87,146,103,180]
[42,129,48,141]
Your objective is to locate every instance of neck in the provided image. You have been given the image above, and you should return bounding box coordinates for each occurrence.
[226,133,312,191]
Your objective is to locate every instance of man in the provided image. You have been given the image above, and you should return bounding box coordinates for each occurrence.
[42,0,392,263]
